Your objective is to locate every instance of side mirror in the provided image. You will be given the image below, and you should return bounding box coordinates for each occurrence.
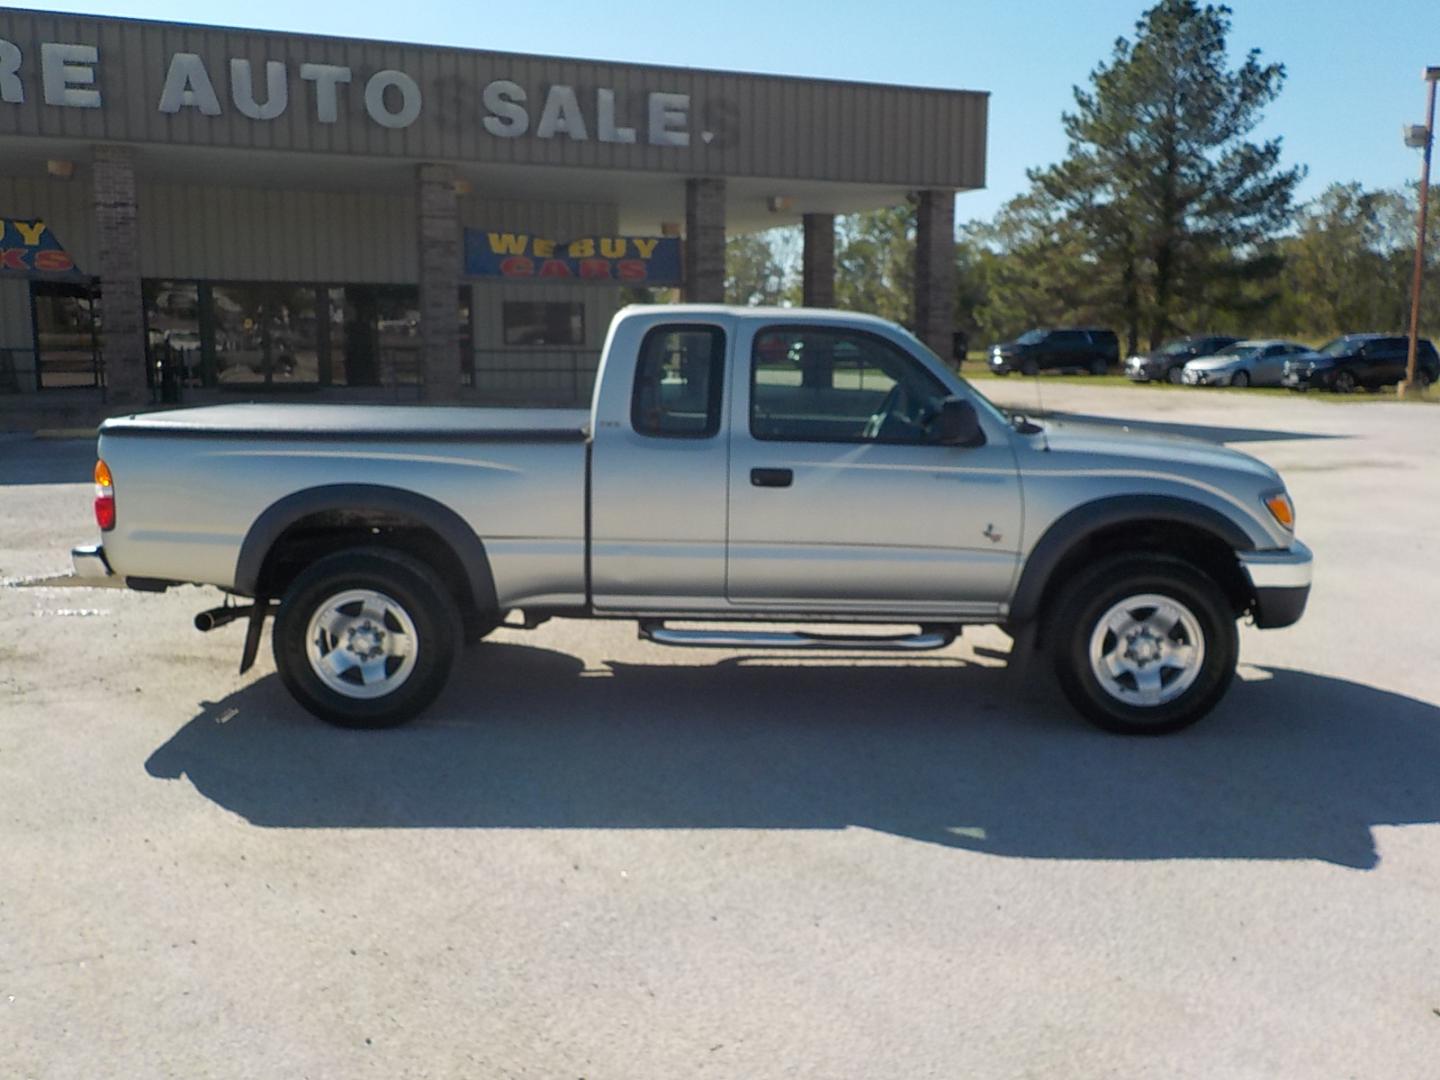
[933,396,986,447]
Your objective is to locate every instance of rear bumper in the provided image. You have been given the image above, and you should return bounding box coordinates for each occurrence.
[1240,541,1312,629]
[72,543,114,581]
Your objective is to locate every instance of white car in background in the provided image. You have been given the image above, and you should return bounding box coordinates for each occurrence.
[1181,340,1315,388]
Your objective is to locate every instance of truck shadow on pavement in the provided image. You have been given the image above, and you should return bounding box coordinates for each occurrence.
[145,643,1440,869]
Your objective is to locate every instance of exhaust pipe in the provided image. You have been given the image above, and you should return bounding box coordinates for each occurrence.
[194,604,253,632]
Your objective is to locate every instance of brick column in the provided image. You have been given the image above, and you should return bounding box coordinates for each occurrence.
[913,190,956,361]
[684,178,726,303]
[92,146,146,407]
[417,163,461,401]
[801,213,836,308]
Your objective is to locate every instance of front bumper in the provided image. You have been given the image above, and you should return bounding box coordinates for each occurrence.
[1239,541,1313,629]
[1183,368,1230,386]
[1284,369,1328,389]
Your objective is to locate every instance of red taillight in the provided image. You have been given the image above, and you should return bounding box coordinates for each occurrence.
[94,458,115,531]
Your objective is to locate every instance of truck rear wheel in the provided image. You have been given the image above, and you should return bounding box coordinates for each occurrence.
[272,548,462,728]
[1047,555,1237,735]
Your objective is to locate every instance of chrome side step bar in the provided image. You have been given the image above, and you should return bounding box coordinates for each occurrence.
[638,620,957,652]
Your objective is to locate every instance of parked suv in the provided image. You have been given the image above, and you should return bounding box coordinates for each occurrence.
[1283,334,1439,392]
[1125,335,1239,384]
[989,328,1119,376]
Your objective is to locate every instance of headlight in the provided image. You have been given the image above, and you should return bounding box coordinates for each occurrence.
[1264,491,1295,531]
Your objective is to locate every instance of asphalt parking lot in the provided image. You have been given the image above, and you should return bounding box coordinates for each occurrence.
[3,384,1439,1079]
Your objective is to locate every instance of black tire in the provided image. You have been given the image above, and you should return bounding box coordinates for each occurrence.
[1231,370,1250,388]
[1166,366,1185,385]
[993,368,1010,376]
[1046,555,1238,735]
[1333,370,1356,394]
[1021,358,1040,377]
[1089,358,1109,376]
[272,548,462,729]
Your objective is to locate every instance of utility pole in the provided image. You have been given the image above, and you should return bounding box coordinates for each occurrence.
[1400,67,1440,399]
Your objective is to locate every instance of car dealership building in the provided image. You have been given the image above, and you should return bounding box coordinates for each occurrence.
[0,9,987,422]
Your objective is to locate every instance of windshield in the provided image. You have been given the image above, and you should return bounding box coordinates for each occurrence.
[1318,337,1361,357]
[1015,330,1047,345]
[1158,340,1195,356]
[1213,343,1261,358]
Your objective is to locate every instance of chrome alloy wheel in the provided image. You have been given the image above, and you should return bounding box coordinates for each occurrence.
[305,588,418,699]
[1088,593,1205,707]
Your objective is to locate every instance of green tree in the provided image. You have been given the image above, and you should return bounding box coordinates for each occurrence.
[725,227,799,306]
[1030,0,1303,349]
[1274,183,1389,336]
[963,189,1106,346]
[833,204,915,324]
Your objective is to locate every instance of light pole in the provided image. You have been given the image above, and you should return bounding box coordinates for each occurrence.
[1399,66,1440,400]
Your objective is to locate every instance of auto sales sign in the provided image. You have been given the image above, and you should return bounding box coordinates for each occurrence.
[0,218,86,279]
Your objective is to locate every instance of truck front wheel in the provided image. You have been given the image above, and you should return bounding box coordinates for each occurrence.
[272,548,462,728]
[1047,555,1237,735]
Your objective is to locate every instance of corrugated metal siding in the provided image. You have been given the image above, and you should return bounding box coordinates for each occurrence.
[0,174,97,269]
[135,183,418,283]
[0,10,987,188]
[126,182,619,284]
[0,278,32,349]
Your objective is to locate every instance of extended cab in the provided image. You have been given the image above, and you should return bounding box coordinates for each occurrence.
[72,306,1312,734]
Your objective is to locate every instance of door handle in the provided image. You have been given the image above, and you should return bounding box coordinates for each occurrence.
[751,467,793,488]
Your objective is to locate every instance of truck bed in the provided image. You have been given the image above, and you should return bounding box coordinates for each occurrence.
[96,403,591,607]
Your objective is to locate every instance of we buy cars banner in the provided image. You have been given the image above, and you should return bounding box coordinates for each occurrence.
[465,230,681,285]
[0,218,87,280]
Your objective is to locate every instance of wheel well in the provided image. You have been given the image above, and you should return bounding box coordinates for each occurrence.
[1031,520,1253,646]
[253,509,479,618]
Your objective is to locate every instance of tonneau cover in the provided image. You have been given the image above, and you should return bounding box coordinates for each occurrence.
[99,403,591,442]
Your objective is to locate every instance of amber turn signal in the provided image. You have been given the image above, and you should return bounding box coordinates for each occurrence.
[1264,492,1294,531]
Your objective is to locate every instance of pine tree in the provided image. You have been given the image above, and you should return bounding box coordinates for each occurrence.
[1030,0,1303,348]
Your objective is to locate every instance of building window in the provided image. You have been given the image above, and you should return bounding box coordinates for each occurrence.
[144,281,203,387]
[133,280,477,392]
[502,301,584,346]
[210,283,322,386]
[32,282,102,389]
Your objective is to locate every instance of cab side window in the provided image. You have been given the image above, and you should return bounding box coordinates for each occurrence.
[750,327,948,444]
[631,325,727,439]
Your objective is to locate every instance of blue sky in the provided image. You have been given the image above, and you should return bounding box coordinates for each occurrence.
[25,0,1438,225]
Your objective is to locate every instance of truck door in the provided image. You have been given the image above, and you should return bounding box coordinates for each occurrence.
[725,323,1022,616]
[589,319,733,611]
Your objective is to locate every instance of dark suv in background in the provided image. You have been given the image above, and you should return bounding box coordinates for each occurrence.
[1283,334,1439,392]
[1125,335,1240,384]
[988,328,1119,375]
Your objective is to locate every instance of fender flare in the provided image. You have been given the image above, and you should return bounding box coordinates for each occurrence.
[232,483,498,612]
[1008,494,1257,626]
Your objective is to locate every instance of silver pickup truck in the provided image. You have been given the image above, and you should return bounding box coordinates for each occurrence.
[72,305,1311,734]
